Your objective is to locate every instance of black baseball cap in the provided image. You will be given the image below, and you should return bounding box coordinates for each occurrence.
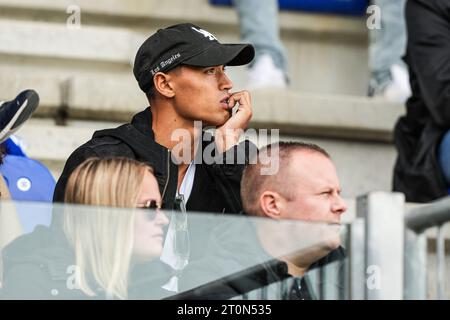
[133,23,255,93]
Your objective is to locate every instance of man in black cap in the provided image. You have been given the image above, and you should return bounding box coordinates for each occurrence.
[53,23,256,216]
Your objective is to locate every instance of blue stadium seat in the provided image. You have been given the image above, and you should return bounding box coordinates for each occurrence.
[0,154,55,233]
[209,0,368,16]
[3,137,27,157]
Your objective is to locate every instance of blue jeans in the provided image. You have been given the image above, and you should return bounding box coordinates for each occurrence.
[438,130,450,189]
[234,0,288,76]
[369,0,407,94]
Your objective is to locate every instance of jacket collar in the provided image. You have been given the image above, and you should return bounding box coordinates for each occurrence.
[130,107,155,139]
[2,225,74,281]
[91,108,178,209]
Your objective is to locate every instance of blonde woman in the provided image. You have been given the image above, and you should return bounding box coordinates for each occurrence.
[0,157,169,299]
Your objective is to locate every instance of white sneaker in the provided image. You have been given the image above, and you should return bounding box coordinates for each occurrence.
[248,53,287,90]
[381,64,412,104]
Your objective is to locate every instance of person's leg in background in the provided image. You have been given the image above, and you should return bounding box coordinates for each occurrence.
[234,0,288,89]
[368,0,411,103]
[438,130,450,190]
[0,90,39,144]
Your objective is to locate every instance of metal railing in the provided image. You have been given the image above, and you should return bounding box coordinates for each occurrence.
[353,192,450,300]
[185,192,450,300]
[404,196,450,299]
[1,195,449,300]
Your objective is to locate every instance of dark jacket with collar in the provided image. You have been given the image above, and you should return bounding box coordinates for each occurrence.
[1,225,85,299]
[393,0,450,202]
[53,107,255,213]
[0,225,173,300]
[174,215,346,300]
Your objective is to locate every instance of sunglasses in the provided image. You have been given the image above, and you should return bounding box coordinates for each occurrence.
[136,200,163,219]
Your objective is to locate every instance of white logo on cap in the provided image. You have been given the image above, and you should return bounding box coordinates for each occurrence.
[17,177,31,192]
[191,27,218,41]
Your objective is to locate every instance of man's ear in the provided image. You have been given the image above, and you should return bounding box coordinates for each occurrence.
[259,191,283,219]
[153,72,175,98]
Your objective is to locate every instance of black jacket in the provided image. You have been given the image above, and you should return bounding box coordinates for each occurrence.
[1,225,85,299]
[173,251,345,300]
[53,107,255,213]
[174,215,346,300]
[0,225,174,300]
[393,0,450,202]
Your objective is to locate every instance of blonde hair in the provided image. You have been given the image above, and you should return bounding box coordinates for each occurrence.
[63,157,154,299]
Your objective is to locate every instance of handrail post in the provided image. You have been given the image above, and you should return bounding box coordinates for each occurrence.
[437,226,446,300]
[404,229,427,299]
[357,191,405,300]
[349,218,365,300]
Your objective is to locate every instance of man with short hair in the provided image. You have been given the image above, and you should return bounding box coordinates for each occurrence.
[240,141,347,298]
[173,142,347,300]
[242,141,346,224]
[53,23,256,216]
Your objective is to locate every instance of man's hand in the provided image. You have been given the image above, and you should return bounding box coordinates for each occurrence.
[215,90,253,153]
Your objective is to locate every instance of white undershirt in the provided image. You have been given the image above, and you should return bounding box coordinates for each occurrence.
[160,162,196,292]
[177,161,196,203]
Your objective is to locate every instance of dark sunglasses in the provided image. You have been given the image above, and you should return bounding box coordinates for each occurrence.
[136,200,163,219]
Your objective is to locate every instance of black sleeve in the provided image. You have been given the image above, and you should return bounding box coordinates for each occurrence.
[211,139,258,213]
[52,147,99,203]
[176,218,273,299]
[1,264,53,299]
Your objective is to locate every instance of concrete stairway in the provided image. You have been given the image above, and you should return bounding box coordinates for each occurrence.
[15,90,404,199]
[0,0,368,98]
[0,0,399,199]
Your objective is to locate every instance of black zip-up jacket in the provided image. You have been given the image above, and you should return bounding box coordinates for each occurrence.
[53,107,256,213]
[0,224,175,299]
[393,0,450,202]
[175,215,346,300]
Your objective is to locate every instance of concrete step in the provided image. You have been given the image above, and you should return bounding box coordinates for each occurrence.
[251,90,403,142]
[65,76,148,122]
[15,113,399,199]
[0,70,402,142]
[0,0,369,96]
[0,19,142,64]
[0,0,366,36]
[1,68,403,141]
[13,119,120,179]
[0,74,61,117]
[23,71,405,139]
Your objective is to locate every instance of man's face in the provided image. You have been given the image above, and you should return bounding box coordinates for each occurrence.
[169,65,234,126]
[280,151,347,224]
